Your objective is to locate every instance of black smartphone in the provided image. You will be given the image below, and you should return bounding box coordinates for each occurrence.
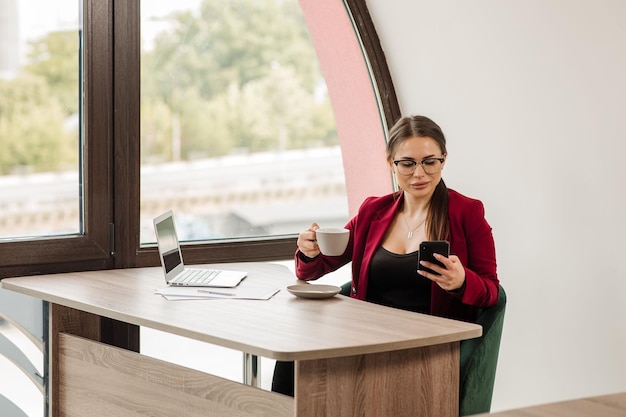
[417,240,450,276]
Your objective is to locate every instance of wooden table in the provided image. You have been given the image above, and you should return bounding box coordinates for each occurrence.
[472,392,626,417]
[2,262,481,417]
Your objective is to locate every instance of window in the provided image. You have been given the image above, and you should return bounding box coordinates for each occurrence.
[0,0,113,277]
[0,0,399,277]
[0,0,80,239]
[139,1,347,246]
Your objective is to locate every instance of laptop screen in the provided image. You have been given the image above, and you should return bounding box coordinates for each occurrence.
[154,213,182,274]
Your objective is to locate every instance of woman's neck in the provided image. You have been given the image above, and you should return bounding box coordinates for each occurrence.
[402,192,430,217]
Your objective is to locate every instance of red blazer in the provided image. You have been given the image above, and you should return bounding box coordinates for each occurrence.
[295,189,499,322]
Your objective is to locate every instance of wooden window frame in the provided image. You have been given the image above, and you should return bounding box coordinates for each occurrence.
[1,0,114,278]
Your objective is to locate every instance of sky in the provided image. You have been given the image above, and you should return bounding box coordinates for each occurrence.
[18,0,78,41]
[17,0,204,42]
[15,0,204,56]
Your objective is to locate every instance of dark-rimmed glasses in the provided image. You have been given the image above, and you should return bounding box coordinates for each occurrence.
[393,158,444,175]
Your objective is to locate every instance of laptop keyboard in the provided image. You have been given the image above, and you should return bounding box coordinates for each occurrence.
[172,268,220,285]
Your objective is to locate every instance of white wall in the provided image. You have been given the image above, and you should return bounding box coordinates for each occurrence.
[367,0,626,411]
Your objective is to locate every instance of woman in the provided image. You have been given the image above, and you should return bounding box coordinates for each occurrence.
[272,115,499,396]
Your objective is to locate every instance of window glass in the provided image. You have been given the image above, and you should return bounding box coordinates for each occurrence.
[140,0,348,243]
[0,0,81,239]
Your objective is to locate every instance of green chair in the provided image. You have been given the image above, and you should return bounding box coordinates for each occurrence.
[339,282,506,416]
[459,285,506,416]
[339,281,352,296]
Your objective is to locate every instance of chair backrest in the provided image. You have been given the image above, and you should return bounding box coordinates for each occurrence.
[459,285,507,416]
[340,281,352,296]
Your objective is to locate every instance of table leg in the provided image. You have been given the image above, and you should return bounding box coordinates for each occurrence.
[49,304,100,417]
[243,352,261,387]
[295,343,459,417]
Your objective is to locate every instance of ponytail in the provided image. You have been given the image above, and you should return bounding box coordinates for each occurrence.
[427,179,449,240]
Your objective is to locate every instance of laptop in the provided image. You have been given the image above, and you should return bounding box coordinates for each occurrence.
[153,210,247,287]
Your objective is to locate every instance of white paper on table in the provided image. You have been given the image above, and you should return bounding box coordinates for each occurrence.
[154,286,280,301]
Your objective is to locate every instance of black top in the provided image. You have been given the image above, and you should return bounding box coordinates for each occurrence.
[366,246,431,314]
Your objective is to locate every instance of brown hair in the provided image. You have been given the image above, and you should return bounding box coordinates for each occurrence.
[386,115,450,240]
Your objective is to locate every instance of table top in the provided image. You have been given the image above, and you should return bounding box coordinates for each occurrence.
[474,392,626,417]
[2,262,481,361]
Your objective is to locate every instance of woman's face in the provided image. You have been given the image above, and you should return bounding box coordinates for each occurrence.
[389,136,446,201]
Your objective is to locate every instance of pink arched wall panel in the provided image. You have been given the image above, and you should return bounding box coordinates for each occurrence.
[300,0,393,216]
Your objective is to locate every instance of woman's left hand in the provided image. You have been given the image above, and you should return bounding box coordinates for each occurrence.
[418,253,466,291]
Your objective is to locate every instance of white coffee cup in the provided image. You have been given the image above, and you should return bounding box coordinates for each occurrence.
[316,227,350,256]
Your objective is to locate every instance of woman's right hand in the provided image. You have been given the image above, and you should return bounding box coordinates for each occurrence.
[297,223,321,258]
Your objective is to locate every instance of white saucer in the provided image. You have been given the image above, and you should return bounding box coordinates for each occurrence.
[287,284,342,299]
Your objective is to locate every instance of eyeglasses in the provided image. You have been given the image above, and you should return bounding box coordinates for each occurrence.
[393,158,444,175]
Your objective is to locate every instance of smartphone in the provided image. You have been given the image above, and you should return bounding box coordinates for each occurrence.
[417,240,450,276]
